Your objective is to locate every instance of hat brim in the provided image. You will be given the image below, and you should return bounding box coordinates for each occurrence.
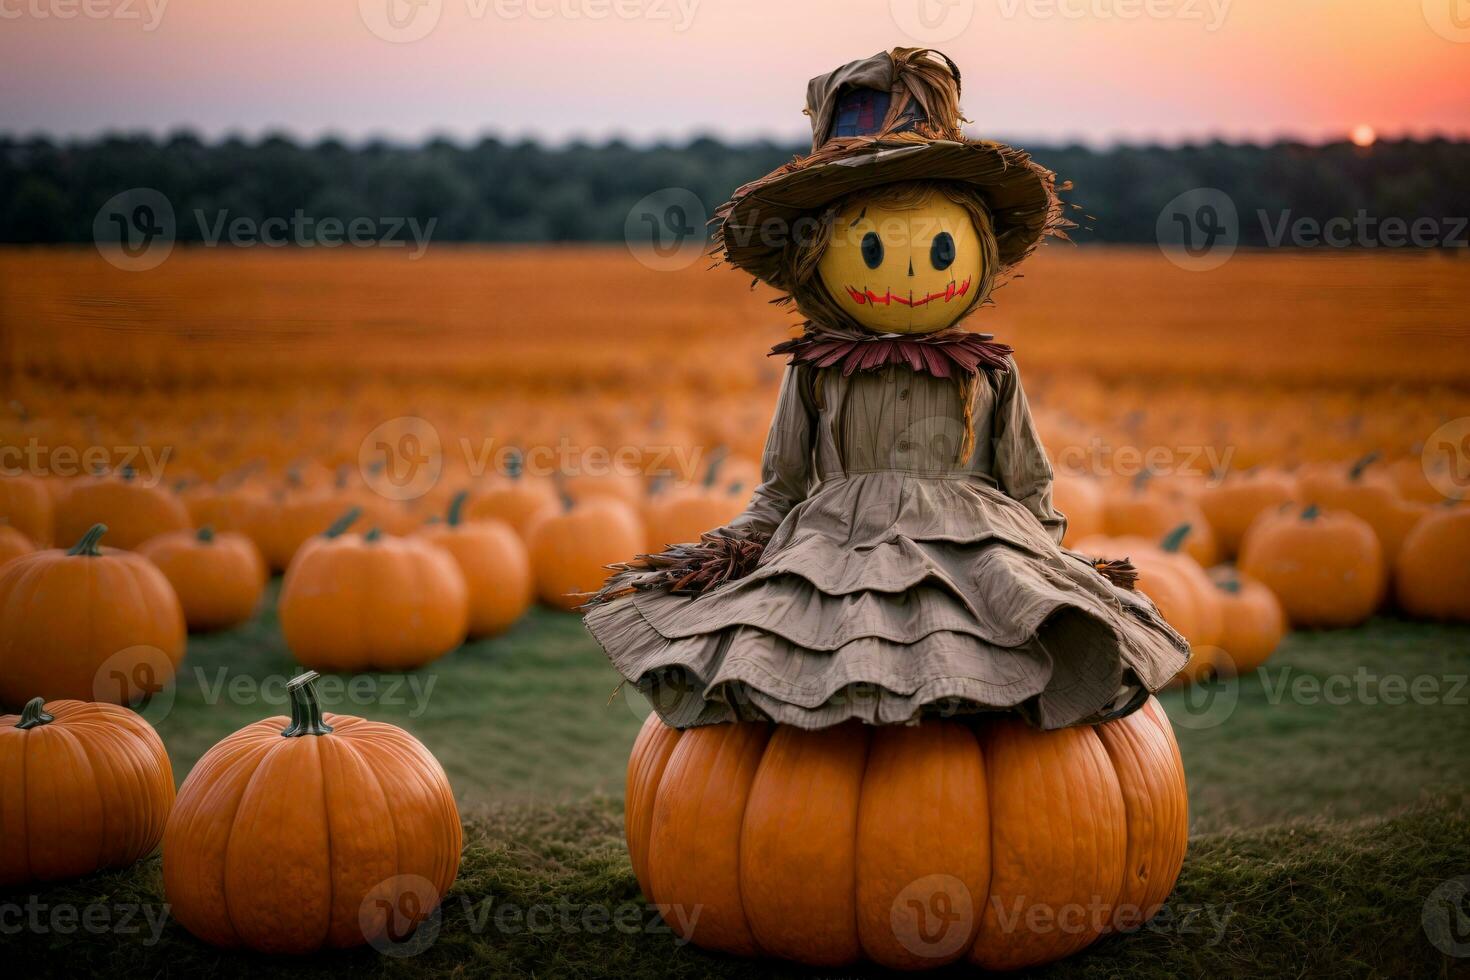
[715,138,1062,289]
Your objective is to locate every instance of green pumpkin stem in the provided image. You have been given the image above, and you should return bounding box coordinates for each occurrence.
[506,448,524,481]
[1302,503,1321,521]
[1159,523,1192,554]
[197,525,216,543]
[1216,576,1242,594]
[364,527,383,543]
[554,472,574,513]
[281,672,333,738]
[16,697,55,730]
[67,523,108,556]
[447,490,469,528]
[1348,450,1381,482]
[1131,471,1153,494]
[702,447,729,490]
[323,507,361,538]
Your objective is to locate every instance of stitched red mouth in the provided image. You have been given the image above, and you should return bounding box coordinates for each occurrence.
[844,276,972,307]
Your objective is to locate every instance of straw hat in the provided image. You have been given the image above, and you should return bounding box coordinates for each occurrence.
[714,47,1066,292]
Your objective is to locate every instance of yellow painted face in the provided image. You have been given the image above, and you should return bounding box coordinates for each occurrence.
[817,188,984,334]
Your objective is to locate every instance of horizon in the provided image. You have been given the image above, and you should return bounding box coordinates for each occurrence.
[2,1,1467,147]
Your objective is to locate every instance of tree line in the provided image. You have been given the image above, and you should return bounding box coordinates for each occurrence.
[3,132,1467,248]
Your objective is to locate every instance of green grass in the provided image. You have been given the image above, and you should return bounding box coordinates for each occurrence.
[5,590,1470,977]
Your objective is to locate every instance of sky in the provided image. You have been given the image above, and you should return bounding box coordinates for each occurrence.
[1,0,1467,146]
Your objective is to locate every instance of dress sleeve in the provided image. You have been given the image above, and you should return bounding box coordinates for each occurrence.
[722,364,818,539]
[990,360,1067,545]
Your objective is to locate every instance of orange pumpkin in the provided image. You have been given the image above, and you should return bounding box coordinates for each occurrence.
[0,523,35,566]
[1394,505,1470,622]
[526,488,645,611]
[54,468,191,551]
[0,474,54,546]
[0,524,186,704]
[643,452,746,551]
[1239,504,1384,628]
[1196,468,1297,559]
[279,509,469,670]
[1207,567,1285,674]
[1298,452,1426,569]
[1051,472,1105,544]
[138,526,267,632]
[0,698,175,886]
[465,450,558,540]
[626,699,1186,971]
[420,491,532,637]
[163,671,461,954]
[1104,475,1217,566]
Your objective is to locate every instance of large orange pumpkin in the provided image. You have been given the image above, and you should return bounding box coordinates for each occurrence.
[1239,504,1383,628]
[138,526,268,632]
[420,491,533,637]
[0,524,186,705]
[526,489,645,611]
[0,698,175,886]
[626,700,1187,972]
[1394,505,1470,622]
[279,509,469,670]
[54,468,191,551]
[0,474,54,546]
[163,671,462,954]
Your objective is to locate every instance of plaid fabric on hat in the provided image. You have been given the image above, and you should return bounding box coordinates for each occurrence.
[831,88,924,138]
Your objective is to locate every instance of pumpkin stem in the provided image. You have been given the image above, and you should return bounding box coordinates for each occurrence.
[281,672,334,738]
[66,523,108,556]
[364,527,383,542]
[728,481,744,496]
[120,465,136,482]
[1348,450,1381,482]
[505,448,524,481]
[702,447,729,490]
[1216,575,1242,594]
[1302,503,1321,521]
[554,472,574,513]
[197,525,216,543]
[447,490,469,528]
[1131,470,1153,494]
[1159,523,1192,554]
[323,507,361,538]
[16,697,55,730]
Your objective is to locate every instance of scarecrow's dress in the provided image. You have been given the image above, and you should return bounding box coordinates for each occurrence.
[586,359,1188,730]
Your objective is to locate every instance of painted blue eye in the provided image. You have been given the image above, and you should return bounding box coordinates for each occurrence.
[931,232,955,270]
[861,231,883,269]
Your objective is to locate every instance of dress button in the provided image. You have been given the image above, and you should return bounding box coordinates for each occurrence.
[898,389,909,400]
[898,440,911,452]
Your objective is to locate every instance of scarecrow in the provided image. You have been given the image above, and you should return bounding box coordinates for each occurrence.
[585,49,1192,971]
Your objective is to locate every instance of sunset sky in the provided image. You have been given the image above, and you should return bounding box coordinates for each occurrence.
[1,0,1466,146]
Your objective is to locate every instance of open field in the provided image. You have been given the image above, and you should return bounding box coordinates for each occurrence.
[2,245,1469,976]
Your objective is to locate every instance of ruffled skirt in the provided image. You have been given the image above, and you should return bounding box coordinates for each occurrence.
[585,473,1188,730]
